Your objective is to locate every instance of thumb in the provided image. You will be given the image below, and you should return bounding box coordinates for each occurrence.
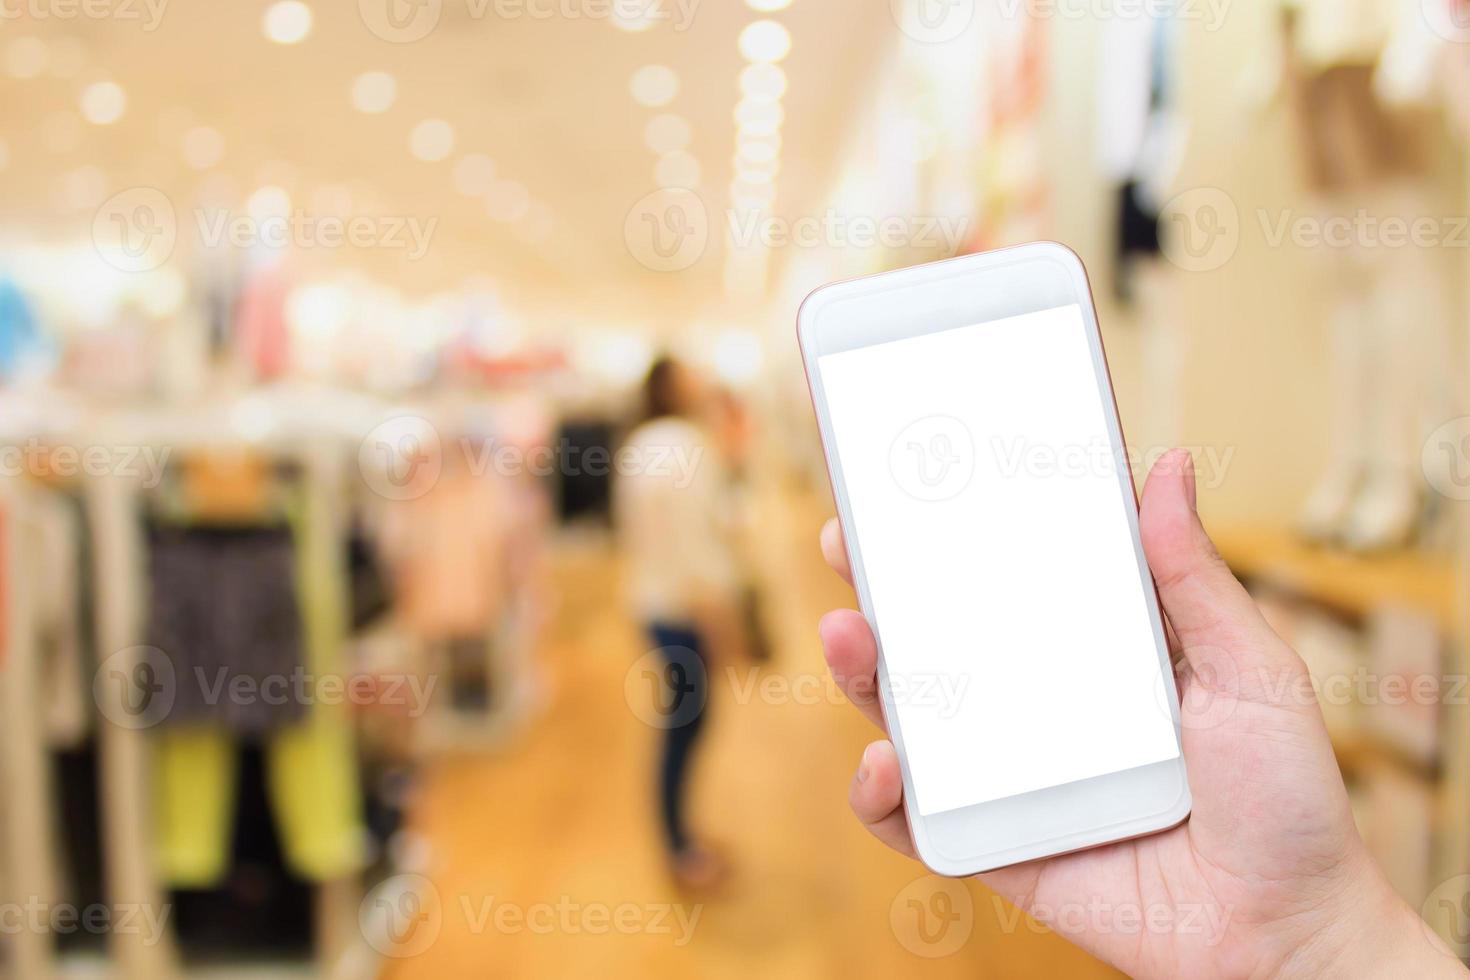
[1139,450,1285,665]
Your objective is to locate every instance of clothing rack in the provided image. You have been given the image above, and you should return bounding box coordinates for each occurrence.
[0,385,546,976]
[0,479,63,980]
[0,389,383,979]
[87,400,374,980]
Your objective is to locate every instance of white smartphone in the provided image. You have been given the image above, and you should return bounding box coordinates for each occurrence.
[798,242,1190,875]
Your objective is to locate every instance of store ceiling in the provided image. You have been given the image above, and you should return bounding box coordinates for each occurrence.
[0,1,894,329]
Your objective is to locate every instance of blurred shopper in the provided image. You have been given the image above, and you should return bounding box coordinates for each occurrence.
[616,356,746,890]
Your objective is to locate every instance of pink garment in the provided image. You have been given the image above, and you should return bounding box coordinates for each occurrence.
[233,268,290,379]
[384,468,507,641]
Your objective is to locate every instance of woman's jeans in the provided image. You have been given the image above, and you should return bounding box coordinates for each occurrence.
[646,622,709,858]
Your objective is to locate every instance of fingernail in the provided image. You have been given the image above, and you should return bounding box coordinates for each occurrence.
[857,743,875,783]
[1181,452,1198,512]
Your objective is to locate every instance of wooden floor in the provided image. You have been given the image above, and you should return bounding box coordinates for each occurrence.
[386,485,1119,980]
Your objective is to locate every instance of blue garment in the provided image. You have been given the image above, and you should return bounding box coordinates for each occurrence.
[0,277,41,379]
[646,622,709,857]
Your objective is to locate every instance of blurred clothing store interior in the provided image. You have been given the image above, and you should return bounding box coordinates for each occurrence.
[2,0,1470,977]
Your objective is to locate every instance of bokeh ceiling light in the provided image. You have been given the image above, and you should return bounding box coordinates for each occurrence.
[735,140,779,166]
[731,188,775,211]
[5,37,49,79]
[735,167,774,185]
[79,81,126,125]
[739,63,787,102]
[738,20,791,63]
[351,71,397,113]
[735,99,785,131]
[181,127,225,170]
[644,114,692,155]
[453,154,497,197]
[655,151,701,189]
[745,0,792,9]
[263,1,313,44]
[247,185,293,220]
[739,155,780,178]
[409,119,456,162]
[629,65,679,107]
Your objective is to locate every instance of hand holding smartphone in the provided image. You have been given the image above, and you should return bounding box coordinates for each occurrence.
[799,243,1190,875]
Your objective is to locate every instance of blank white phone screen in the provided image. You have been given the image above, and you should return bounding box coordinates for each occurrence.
[818,303,1180,816]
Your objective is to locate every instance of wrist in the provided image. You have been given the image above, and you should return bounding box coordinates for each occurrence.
[1274,862,1466,979]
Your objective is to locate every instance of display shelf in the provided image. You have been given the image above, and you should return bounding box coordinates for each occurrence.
[1210,526,1457,635]
[1329,731,1435,782]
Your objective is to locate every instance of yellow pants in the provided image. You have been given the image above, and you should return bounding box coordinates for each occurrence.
[153,494,365,887]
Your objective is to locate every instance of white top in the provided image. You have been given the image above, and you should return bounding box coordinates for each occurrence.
[615,416,739,622]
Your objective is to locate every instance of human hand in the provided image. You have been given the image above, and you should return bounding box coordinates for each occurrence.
[818,449,1466,978]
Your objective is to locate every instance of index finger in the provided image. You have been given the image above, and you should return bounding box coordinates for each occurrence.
[820,517,852,585]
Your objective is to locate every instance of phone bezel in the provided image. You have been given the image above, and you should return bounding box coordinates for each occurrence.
[797,241,1191,876]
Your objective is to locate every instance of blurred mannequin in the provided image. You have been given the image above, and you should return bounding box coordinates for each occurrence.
[1096,4,1188,450]
[1282,0,1452,550]
[615,357,745,890]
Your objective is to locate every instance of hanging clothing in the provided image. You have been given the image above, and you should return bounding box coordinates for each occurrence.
[381,465,507,642]
[232,267,291,380]
[1292,64,1429,194]
[0,276,42,380]
[35,491,88,746]
[153,500,364,887]
[1095,5,1183,301]
[146,525,306,736]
